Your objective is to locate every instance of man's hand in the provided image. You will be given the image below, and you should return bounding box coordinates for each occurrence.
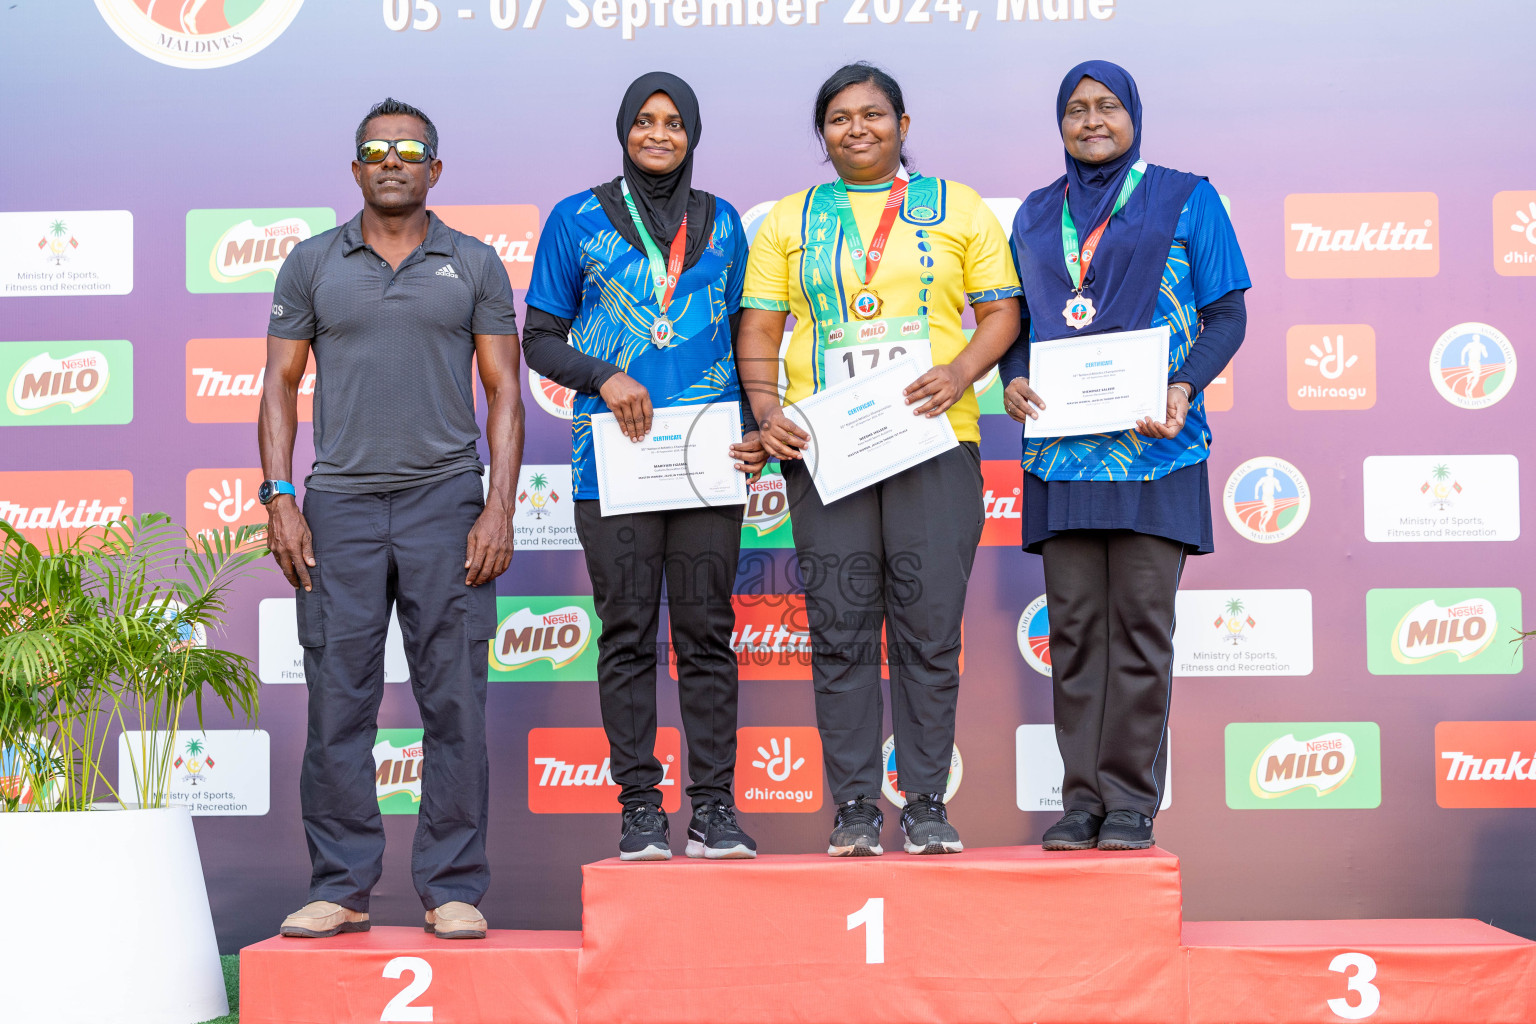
[266,496,315,590]
[599,373,653,441]
[465,496,514,586]
[731,430,768,483]
[903,362,969,418]
[757,405,810,460]
[1003,376,1047,423]
[1135,384,1191,439]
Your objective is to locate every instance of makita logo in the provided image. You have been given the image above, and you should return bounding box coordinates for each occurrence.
[189,365,315,399]
[730,622,811,655]
[527,727,681,813]
[1284,193,1439,278]
[0,497,125,531]
[1441,750,1534,782]
[1251,732,1357,797]
[211,217,311,283]
[534,756,676,789]
[1435,723,1536,808]
[491,605,593,671]
[8,350,108,414]
[1289,221,1434,253]
[1393,598,1496,664]
[984,488,1020,520]
[482,233,533,263]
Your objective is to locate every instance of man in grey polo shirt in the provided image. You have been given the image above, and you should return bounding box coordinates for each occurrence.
[257,98,524,940]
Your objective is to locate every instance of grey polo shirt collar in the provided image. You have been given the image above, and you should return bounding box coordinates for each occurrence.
[338,209,458,259]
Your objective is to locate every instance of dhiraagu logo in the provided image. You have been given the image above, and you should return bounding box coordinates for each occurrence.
[1366,588,1522,675]
[186,207,335,293]
[1225,723,1381,809]
[2,341,132,426]
[490,597,600,681]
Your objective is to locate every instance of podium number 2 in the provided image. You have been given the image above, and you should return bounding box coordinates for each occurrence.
[847,897,885,964]
[1327,952,1380,1020]
[381,956,434,1022]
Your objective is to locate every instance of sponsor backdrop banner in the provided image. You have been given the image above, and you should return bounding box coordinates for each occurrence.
[2,1,1531,951]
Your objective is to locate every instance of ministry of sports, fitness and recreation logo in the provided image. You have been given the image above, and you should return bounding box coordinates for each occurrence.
[95,0,305,70]
[881,736,962,808]
[2,341,133,426]
[490,597,599,681]
[1224,722,1381,810]
[1361,454,1519,543]
[1223,456,1310,544]
[1173,589,1314,677]
[1365,587,1522,676]
[1430,322,1516,409]
[1016,595,1051,676]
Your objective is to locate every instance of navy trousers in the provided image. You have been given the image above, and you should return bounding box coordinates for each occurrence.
[296,470,498,911]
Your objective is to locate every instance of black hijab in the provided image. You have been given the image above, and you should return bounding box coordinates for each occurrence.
[591,71,716,271]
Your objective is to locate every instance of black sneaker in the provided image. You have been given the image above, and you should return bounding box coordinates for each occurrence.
[1041,809,1105,851]
[1096,809,1154,850]
[618,803,671,861]
[686,803,758,860]
[827,797,884,857]
[899,793,963,855]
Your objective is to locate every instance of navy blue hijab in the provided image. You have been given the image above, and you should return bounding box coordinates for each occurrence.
[1012,61,1201,342]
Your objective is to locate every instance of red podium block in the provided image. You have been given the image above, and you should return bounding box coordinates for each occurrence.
[1183,919,1536,1024]
[240,927,581,1024]
[578,846,1187,1024]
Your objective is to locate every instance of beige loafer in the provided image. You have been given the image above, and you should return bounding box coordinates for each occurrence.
[425,901,487,939]
[280,900,370,938]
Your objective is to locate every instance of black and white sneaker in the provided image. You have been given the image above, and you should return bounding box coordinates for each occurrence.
[1096,809,1155,851]
[828,797,884,857]
[618,803,671,861]
[685,803,758,860]
[1041,809,1105,851]
[900,793,963,855]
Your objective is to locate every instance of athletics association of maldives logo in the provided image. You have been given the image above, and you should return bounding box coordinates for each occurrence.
[1430,322,1516,410]
[881,736,962,808]
[1016,595,1051,676]
[1223,457,1311,544]
[95,0,305,70]
[529,369,575,420]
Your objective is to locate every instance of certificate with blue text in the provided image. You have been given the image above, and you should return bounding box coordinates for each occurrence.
[592,402,747,516]
[1024,326,1171,439]
[787,354,960,505]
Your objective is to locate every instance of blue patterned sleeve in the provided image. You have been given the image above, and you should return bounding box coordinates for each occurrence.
[1186,181,1252,308]
[721,204,748,316]
[525,198,583,320]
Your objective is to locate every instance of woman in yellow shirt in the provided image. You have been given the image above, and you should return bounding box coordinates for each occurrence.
[736,62,1020,857]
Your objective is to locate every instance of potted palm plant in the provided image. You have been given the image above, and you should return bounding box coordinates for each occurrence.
[0,513,264,1024]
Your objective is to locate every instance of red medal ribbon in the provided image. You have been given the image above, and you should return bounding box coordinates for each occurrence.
[659,214,687,313]
[860,177,907,288]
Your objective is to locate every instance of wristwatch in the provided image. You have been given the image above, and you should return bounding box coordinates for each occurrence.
[258,480,296,505]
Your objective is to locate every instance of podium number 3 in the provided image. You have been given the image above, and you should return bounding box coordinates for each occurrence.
[847,897,885,964]
[381,956,434,1022]
[1327,952,1380,1020]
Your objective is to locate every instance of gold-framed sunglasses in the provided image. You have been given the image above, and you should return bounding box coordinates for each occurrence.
[356,139,433,163]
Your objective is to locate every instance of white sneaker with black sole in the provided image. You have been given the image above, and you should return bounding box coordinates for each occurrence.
[685,803,757,859]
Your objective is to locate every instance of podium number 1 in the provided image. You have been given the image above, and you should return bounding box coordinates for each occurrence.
[847,897,885,964]
[1327,952,1380,1020]
[381,956,434,1022]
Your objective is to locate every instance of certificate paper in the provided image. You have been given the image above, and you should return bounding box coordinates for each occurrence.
[1023,326,1171,439]
[592,403,747,516]
[787,354,959,505]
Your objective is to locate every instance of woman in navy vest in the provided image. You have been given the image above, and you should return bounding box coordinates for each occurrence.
[1001,61,1250,851]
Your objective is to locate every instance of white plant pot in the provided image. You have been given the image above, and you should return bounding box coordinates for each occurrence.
[0,806,228,1024]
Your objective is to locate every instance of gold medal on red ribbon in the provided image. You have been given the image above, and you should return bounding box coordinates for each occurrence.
[850,287,884,321]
